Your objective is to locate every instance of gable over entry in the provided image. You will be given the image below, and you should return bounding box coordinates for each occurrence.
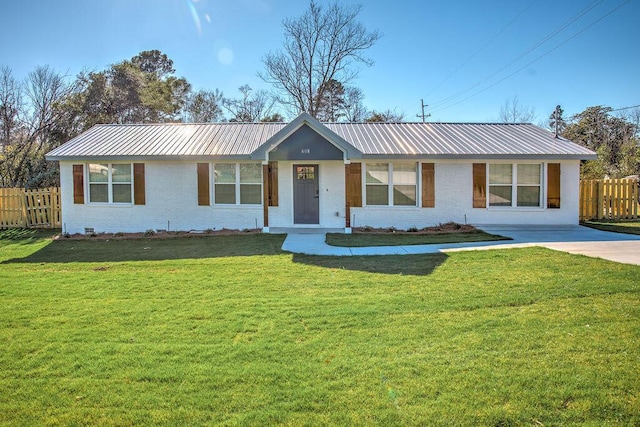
[269,125,344,161]
[251,112,362,162]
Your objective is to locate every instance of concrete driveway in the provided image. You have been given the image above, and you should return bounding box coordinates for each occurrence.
[465,225,640,265]
[281,225,640,265]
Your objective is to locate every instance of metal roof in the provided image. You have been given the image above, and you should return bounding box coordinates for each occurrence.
[46,116,596,161]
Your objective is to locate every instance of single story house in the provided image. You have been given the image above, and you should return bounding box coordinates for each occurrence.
[46,112,596,234]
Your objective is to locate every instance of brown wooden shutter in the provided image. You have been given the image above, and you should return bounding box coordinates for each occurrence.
[547,163,561,209]
[197,163,210,206]
[133,163,145,205]
[73,164,84,204]
[346,162,362,208]
[421,163,435,208]
[473,163,487,208]
[268,161,278,206]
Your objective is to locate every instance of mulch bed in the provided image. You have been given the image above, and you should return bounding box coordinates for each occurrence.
[353,222,479,234]
[55,228,262,241]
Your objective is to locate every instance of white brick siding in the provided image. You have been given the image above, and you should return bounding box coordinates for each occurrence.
[60,161,263,234]
[350,160,580,229]
[59,159,580,234]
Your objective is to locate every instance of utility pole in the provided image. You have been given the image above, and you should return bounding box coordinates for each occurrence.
[554,105,561,138]
[416,99,431,123]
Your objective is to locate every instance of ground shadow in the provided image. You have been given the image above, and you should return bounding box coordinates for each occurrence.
[2,234,287,263]
[291,252,448,276]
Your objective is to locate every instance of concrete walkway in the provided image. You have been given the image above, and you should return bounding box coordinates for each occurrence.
[280,225,640,265]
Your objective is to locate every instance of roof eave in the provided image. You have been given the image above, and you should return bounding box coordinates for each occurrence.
[48,153,597,162]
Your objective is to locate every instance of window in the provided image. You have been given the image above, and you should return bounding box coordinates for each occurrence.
[214,164,236,204]
[365,163,388,205]
[489,163,541,207]
[365,163,417,206]
[517,164,541,207]
[88,163,132,203]
[240,164,262,204]
[213,163,262,205]
[393,163,417,206]
[489,164,512,207]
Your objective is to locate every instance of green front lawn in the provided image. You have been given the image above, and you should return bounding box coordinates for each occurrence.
[582,219,640,235]
[1,230,639,425]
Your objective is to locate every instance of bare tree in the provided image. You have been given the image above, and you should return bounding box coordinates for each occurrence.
[0,65,77,187]
[223,85,274,122]
[0,66,24,148]
[499,95,535,123]
[259,1,380,118]
[342,86,368,122]
[617,106,640,137]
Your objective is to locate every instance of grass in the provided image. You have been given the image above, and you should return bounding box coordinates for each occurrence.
[326,230,508,247]
[1,229,639,425]
[581,219,640,235]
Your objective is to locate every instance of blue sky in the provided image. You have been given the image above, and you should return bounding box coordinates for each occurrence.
[1,0,638,123]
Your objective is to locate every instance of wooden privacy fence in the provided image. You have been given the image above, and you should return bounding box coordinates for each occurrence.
[0,187,61,229]
[579,179,639,221]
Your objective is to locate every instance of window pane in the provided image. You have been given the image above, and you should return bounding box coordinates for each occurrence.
[240,164,262,183]
[296,166,315,180]
[393,185,416,205]
[89,163,109,183]
[489,164,512,185]
[517,164,541,185]
[366,163,388,184]
[240,184,261,204]
[89,184,108,202]
[517,186,540,207]
[215,184,236,204]
[112,164,131,183]
[214,164,236,183]
[393,163,416,185]
[366,185,389,205]
[489,185,512,206]
[113,184,132,203]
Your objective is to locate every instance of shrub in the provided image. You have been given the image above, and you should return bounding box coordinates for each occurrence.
[144,229,156,237]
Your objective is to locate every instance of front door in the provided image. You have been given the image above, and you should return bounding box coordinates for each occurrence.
[293,164,319,224]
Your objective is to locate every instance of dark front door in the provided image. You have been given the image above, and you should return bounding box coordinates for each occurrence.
[293,165,319,224]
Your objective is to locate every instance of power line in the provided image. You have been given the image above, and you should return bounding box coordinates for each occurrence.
[430,0,631,115]
[425,0,539,99]
[610,104,640,112]
[429,0,603,111]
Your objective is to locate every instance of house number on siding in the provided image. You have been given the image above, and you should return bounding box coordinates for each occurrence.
[301,148,310,154]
